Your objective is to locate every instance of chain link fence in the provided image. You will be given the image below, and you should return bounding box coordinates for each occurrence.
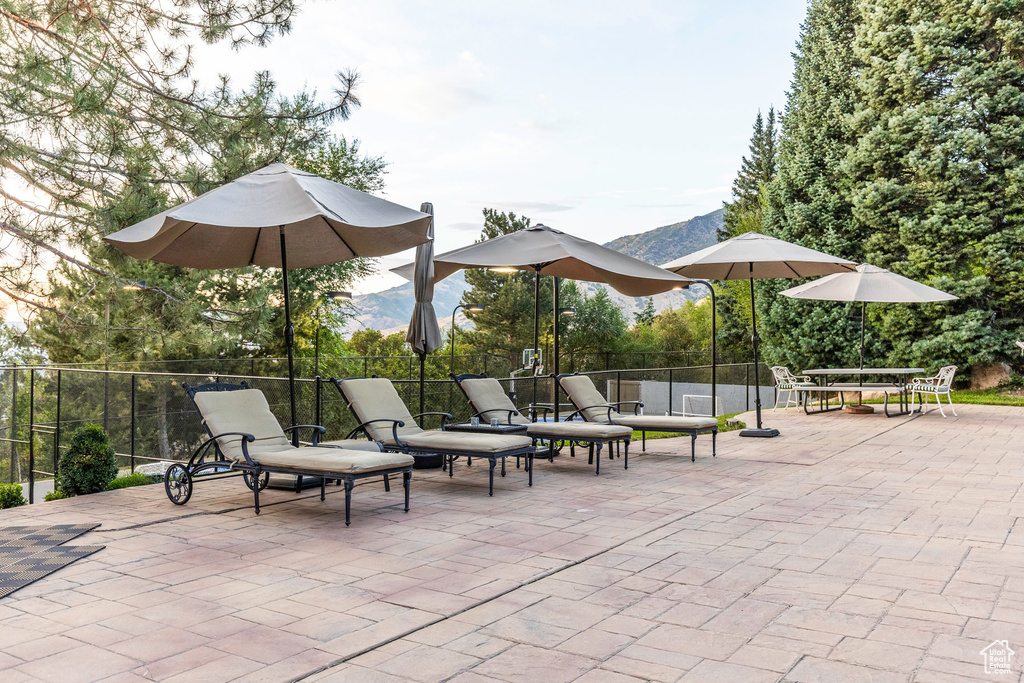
[0,360,772,501]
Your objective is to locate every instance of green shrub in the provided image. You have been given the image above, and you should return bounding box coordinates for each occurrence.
[44,489,70,502]
[56,424,118,496]
[106,472,157,490]
[0,483,27,508]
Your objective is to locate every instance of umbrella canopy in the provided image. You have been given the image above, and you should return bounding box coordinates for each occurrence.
[662,232,855,438]
[778,264,958,303]
[661,231,858,280]
[779,264,957,372]
[392,223,690,297]
[105,163,432,267]
[105,162,432,438]
[405,202,444,356]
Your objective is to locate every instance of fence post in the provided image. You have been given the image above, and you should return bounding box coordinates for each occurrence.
[364,357,368,378]
[483,355,487,376]
[54,370,61,477]
[315,376,322,428]
[130,374,136,473]
[28,368,34,504]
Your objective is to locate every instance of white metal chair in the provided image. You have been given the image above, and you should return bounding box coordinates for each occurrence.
[909,365,958,417]
[1016,340,1024,355]
[771,366,814,410]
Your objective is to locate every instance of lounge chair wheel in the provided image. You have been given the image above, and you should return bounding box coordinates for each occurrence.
[165,464,193,505]
[242,471,270,492]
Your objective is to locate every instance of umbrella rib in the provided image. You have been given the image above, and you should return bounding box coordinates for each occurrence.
[321,216,358,258]
[248,226,261,266]
[724,262,737,279]
[784,261,801,278]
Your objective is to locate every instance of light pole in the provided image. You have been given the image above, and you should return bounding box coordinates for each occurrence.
[551,274,574,421]
[450,303,484,374]
[313,291,352,378]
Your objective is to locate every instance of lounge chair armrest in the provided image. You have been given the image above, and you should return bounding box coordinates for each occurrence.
[206,431,257,465]
[344,418,407,449]
[609,400,644,414]
[473,408,520,425]
[526,404,553,421]
[412,412,454,429]
[283,424,327,446]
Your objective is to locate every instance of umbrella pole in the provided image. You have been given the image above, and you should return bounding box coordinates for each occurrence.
[419,353,426,428]
[532,267,540,417]
[740,264,779,438]
[553,276,560,421]
[280,230,299,446]
[860,301,866,372]
[692,280,717,418]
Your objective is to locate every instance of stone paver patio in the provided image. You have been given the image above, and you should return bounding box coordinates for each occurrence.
[1,403,1022,682]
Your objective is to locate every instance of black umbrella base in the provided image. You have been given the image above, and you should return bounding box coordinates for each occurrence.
[739,427,781,438]
[413,453,445,470]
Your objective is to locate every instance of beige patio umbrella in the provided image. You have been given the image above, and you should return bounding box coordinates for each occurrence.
[406,203,444,426]
[779,263,957,370]
[393,223,691,413]
[105,163,432,437]
[662,232,856,438]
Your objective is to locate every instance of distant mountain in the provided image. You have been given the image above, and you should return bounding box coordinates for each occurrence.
[605,207,723,264]
[342,207,724,336]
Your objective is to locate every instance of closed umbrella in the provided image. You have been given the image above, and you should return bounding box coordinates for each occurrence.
[393,223,692,416]
[105,163,432,439]
[406,203,444,427]
[662,232,856,438]
[779,263,957,369]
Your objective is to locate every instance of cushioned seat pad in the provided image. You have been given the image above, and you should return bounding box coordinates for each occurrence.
[386,430,532,453]
[321,439,383,451]
[251,447,414,474]
[526,422,632,439]
[611,415,717,430]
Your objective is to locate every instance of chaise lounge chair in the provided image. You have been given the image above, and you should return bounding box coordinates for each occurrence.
[170,382,414,524]
[331,377,535,495]
[556,373,718,461]
[452,373,632,474]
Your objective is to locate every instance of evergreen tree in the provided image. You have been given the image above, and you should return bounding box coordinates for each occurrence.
[633,298,656,327]
[759,0,865,372]
[461,210,552,367]
[560,282,628,355]
[721,108,777,240]
[846,0,1024,371]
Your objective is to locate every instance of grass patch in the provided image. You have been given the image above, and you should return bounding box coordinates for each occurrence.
[949,388,1024,407]
[633,412,746,441]
[105,471,159,490]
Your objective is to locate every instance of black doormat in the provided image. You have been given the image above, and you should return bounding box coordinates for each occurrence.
[0,524,104,599]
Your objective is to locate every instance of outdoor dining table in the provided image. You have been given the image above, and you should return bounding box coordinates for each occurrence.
[799,368,925,417]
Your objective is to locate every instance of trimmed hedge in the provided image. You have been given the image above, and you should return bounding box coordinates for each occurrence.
[56,424,118,496]
[0,483,27,508]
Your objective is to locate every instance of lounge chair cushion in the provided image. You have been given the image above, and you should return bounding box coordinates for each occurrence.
[460,378,530,425]
[192,389,293,462]
[558,375,622,422]
[388,430,532,454]
[251,447,414,474]
[611,415,718,431]
[526,422,631,439]
[338,378,424,442]
[321,439,383,451]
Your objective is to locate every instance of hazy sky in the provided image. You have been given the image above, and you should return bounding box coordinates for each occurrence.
[194,0,807,294]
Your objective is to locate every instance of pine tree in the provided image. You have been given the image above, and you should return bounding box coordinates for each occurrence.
[846,0,1024,371]
[721,108,777,241]
[461,210,552,367]
[758,0,865,372]
[633,298,656,327]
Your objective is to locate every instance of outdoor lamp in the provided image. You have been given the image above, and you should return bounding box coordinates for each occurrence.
[122,280,145,290]
[558,307,576,316]
[488,267,519,273]
[451,303,484,372]
[326,291,352,301]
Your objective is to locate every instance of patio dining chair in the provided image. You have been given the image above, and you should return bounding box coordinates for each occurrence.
[908,365,958,417]
[172,382,414,524]
[771,366,815,410]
